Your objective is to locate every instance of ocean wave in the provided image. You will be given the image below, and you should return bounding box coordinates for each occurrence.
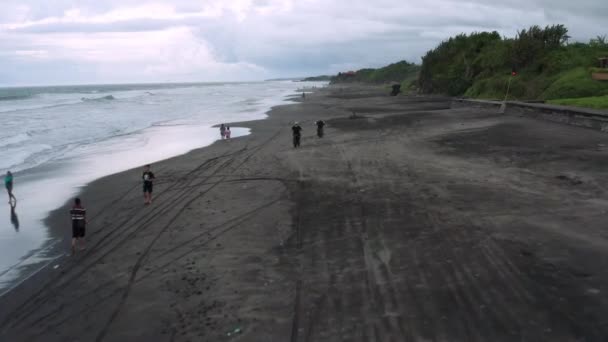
[0,94,117,114]
[0,132,31,148]
[81,95,116,101]
[0,94,33,101]
[0,143,54,172]
[151,120,190,127]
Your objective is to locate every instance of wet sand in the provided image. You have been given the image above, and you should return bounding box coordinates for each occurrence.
[2,85,608,341]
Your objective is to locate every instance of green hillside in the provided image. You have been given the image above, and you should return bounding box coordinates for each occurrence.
[417,25,608,103]
[331,61,420,89]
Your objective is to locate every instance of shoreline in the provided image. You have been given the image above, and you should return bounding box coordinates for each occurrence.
[0,87,318,338]
[4,84,608,341]
[44,96,304,261]
[0,125,251,297]
[0,87,310,298]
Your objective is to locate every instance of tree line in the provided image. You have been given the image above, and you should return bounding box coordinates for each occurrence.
[332,25,608,100]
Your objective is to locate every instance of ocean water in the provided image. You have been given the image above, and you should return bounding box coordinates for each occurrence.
[0,81,324,295]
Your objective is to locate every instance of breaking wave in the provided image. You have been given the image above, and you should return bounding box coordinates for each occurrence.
[81,95,116,101]
[0,94,33,101]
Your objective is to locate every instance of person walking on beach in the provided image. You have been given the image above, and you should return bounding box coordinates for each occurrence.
[5,171,15,204]
[220,124,227,140]
[142,164,156,205]
[70,198,87,255]
[316,120,325,138]
[292,122,303,148]
[225,126,231,140]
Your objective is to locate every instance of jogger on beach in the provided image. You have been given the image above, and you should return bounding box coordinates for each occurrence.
[316,120,325,138]
[142,164,156,205]
[70,198,87,255]
[292,122,302,148]
[4,171,15,204]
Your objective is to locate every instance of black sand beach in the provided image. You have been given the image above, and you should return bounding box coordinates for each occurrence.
[2,85,608,341]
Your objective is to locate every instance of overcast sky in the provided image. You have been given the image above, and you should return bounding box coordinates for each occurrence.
[0,0,606,86]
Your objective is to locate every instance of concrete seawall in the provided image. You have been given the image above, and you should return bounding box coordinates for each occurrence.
[452,98,608,132]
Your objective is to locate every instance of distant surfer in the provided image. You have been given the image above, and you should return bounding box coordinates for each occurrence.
[316,120,325,138]
[142,164,156,205]
[70,198,87,255]
[220,124,227,140]
[292,122,303,148]
[225,126,231,139]
[5,171,15,204]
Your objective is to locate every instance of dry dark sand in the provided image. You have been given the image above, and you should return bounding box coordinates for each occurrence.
[2,85,608,341]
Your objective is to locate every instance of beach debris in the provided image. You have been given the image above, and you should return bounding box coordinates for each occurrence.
[226,327,242,336]
[555,174,583,185]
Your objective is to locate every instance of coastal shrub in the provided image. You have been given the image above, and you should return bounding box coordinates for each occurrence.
[417,24,608,103]
[542,67,608,99]
[332,60,420,86]
[329,24,608,107]
[418,31,502,95]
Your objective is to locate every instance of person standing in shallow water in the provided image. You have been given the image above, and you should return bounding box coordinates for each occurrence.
[142,164,156,205]
[225,126,231,140]
[220,124,226,140]
[5,171,15,204]
[70,198,87,255]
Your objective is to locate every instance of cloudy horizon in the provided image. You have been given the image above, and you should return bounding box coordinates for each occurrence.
[1,0,606,86]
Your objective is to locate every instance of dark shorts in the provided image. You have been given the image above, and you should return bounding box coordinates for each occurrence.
[5,183,12,193]
[72,221,86,238]
[143,182,153,193]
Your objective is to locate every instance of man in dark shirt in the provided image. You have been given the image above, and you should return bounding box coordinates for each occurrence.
[70,198,87,255]
[143,164,156,205]
[292,122,303,148]
[316,120,325,138]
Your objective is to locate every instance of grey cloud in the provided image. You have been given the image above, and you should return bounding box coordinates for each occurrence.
[1,0,607,85]
[9,18,198,34]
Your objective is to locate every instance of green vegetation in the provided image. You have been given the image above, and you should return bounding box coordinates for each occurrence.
[331,61,420,87]
[418,25,608,102]
[302,75,333,81]
[548,95,608,109]
[327,26,607,108]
